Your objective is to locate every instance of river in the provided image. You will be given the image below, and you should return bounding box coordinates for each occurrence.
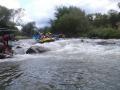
[0,39,120,90]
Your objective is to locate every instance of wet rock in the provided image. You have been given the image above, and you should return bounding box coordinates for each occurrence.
[0,54,5,59]
[81,39,84,42]
[16,46,22,49]
[97,41,116,45]
[26,46,49,54]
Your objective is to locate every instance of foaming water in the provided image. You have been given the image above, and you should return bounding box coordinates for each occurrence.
[1,39,120,90]
[1,38,120,62]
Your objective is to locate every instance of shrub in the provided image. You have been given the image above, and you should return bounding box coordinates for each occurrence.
[87,27,120,39]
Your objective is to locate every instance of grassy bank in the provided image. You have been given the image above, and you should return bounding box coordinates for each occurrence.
[15,36,31,39]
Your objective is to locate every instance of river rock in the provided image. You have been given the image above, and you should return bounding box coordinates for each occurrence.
[16,46,22,48]
[0,54,5,59]
[26,46,49,54]
[97,41,115,45]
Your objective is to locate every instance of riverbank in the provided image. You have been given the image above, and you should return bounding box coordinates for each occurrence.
[15,36,30,39]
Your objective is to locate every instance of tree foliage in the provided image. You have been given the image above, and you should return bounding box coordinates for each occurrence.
[47,4,120,38]
[0,5,13,28]
[21,22,37,37]
[10,8,25,26]
[89,13,109,27]
[1,4,120,39]
[51,6,90,37]
[87,27,120,39]
[0,5,23,30]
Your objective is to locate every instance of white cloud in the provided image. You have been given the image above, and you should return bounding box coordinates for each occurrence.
[80,0,119,13]
[0,0,33,24]
[22,0,119,27]
[0,0,20,9]
[0,0,119,27]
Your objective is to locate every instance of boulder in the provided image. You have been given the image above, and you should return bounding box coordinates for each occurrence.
[16,46,22,49]
[26,46,49,54]
[81,39,84,42]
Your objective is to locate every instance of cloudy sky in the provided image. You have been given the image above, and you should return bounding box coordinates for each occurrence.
[0,0,119,27]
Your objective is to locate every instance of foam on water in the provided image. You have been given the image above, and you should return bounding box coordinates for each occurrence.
[1,39,120,62]
[1,39,120,90]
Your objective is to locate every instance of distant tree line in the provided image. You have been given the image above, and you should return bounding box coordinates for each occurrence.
[47,4,120,38]
[1,3,120,39]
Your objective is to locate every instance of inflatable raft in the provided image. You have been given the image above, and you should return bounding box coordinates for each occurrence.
[39,38,55,43]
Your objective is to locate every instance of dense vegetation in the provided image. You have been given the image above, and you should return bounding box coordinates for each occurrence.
[0,5,37,38]
[1,3,120,39]
[50,7,90,37]
[21,22,37,37]
[48,6,120,38]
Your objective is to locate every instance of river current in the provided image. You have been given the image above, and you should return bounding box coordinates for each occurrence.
[0,39,120,90]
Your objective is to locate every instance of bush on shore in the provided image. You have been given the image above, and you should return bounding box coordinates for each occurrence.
[87,27,120,39]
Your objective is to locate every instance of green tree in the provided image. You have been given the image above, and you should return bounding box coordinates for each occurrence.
[88,13,110,28]
[10,8,25,26]
[108,10,119,28]
[51,6,90,37]
[0,5,12,27]
[21,22,37,37]
[0,5,23,31]
[55,7,70,19]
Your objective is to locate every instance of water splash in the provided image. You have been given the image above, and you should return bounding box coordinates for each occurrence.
[1,39,120,62]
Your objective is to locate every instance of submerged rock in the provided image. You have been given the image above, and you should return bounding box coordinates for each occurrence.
[16,46,22,49]
[97,41,116,45]
[81,39,84,42]
[26,46,49,54]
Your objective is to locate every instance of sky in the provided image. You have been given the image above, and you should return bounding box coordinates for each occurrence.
[0,0,119,27]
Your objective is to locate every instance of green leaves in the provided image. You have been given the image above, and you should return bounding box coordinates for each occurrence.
[0,5,23,31]
[51,6,90,37]
[21,22,37,37]
[88,27,120,39]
